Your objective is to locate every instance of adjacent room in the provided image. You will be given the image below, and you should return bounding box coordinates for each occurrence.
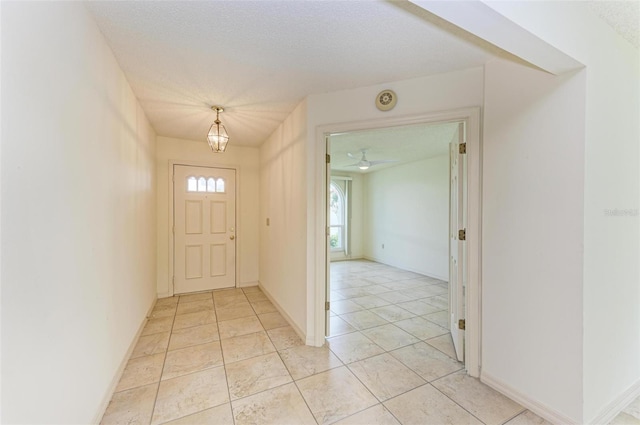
[326,122,464,365]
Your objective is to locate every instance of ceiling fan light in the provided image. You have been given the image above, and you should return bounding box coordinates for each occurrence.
[358,161,370,170]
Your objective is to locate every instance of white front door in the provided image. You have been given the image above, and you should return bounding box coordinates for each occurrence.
[174,165,236,294]
[449,123,466,362]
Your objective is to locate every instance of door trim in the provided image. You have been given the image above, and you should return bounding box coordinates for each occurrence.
[168,160,241,296]
[313,107,482,377]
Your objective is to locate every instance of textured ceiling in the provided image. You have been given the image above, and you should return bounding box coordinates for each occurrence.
[85,1,497,147]
[587,1,639,48]
[85,1,639,148]
[330,121,458,174]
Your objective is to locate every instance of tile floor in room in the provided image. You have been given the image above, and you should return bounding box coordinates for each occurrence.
[102,260,640,425]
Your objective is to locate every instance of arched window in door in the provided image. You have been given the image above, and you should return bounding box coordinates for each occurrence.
[329,182,345,251]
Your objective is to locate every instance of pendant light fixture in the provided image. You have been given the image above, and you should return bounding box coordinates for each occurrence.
[206,106,229,153]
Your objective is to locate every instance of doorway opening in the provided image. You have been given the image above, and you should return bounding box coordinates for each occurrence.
[315,108,481,376]
[325,120,465,364]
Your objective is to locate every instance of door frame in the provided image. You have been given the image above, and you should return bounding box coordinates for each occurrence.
[313,107,482,377]
[168,160,241,296]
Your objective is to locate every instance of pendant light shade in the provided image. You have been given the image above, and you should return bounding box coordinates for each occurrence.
[207,106,229,153]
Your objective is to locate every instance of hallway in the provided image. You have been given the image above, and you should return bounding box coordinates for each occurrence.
[102,261,550,425]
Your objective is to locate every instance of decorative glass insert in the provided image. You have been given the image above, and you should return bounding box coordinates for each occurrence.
[187,176,197,192]
[207,177,216,193]
[186,176,227,193]
[216,178,225,193]
[198,177,207,192]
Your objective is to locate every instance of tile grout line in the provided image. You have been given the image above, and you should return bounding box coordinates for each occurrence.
[227,305,308,423]
[499,409,529,425]
[428,376,493,425]
[328,261,472,424]
[291,379,321,425]
[152,291,237,425]
[212,291,239,425]
[147,292,183,425]
[226,286,258,425]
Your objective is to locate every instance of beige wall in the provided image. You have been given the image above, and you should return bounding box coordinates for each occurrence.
[482,59,586,421]
[482,2,639,422]
[259,101,309,339]
[156,136,260,296]
[363,154,450,280]
[1,2,157,423]
[348,173,365,259]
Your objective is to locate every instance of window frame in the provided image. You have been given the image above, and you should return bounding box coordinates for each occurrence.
[329,181,346,252]
[186,175,227,193]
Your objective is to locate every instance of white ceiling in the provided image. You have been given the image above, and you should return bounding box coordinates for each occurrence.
[329,121,459,174]
[587,1,639,48]
[85,1,497,147]
[85,1,637,149]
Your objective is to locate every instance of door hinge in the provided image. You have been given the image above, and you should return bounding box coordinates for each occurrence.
[325,301,330,311]
[326,226,330,236]
[458,229,466,241]
[458,319,466,330]
[326,154,331,163]
[459,143,467,154]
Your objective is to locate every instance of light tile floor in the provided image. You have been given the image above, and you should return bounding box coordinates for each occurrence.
[101,260,639,424]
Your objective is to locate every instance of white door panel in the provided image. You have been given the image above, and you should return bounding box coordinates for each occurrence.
[450,123,466,362]
[174,165,236,293]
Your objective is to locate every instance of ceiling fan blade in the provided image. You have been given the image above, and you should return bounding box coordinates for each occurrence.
[369,159,398,166]
[347,152,359,159]
[346,162,361,167]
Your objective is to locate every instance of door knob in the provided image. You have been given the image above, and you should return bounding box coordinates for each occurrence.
[230,235,235,240]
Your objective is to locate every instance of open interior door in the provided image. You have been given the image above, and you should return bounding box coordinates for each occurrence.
[449,123,466,362]
[325,136,331,337]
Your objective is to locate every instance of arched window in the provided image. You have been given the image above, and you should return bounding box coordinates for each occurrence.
[329,182,345,251]
[216,178,225,193]
[197,177,207,192]
[206,177,216,193]
[186,176,226,193]
[187,176,197,192]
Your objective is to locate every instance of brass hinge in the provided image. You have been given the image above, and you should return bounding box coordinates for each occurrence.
[326,154,331,163]
[458,229,466,241]
[325,301,330,311]
[458,319,466,330]
[459,143,467,154]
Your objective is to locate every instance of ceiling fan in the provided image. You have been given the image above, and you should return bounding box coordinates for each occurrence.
[347,149,397,170]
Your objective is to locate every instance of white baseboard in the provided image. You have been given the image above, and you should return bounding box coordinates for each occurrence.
[330,256,364,263]
[590,379,640,425]
[157,292,172,299]
[238,280,259,288]
[481,372,578,425]
[362,255,448,281]
[257,281,307,344]
[92,296,157,424]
